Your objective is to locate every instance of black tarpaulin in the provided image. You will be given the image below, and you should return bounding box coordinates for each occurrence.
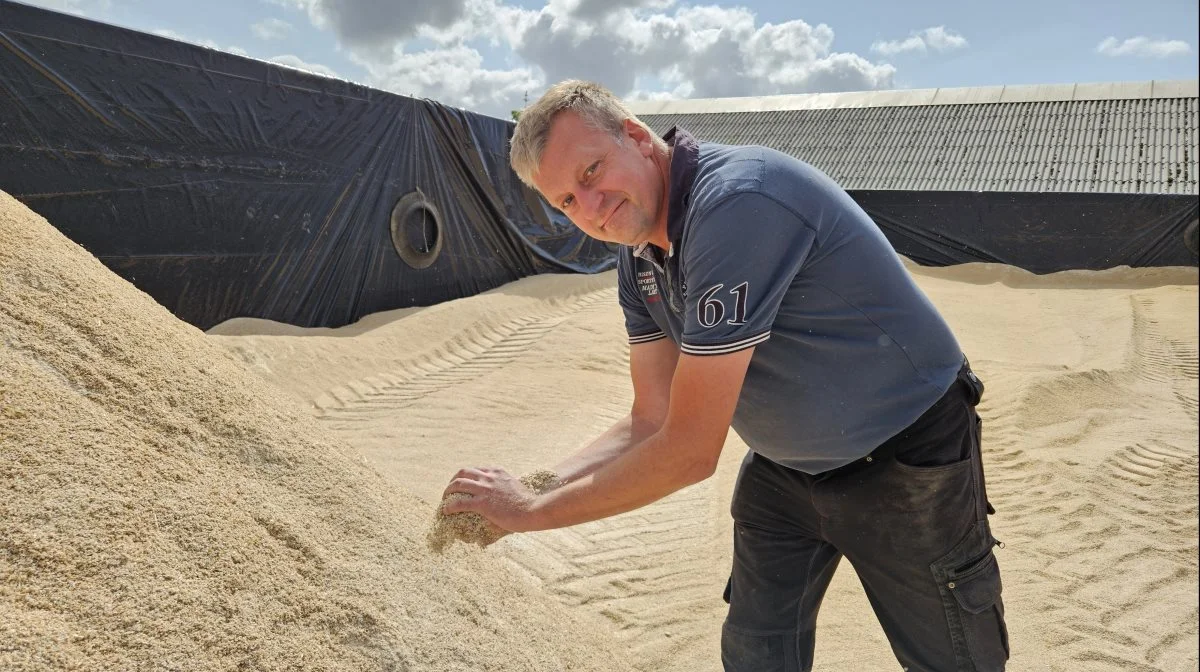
[3,1,1196,336]
[854,191,1198,274]
[0,0,615,330]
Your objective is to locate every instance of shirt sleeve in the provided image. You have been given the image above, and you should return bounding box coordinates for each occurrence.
[680,193,816,356]
[617,250,667,345]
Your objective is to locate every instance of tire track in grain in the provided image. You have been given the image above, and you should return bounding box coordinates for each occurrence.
[503,474,728,671]
[995,293,1199,671]
[310,288,618,419]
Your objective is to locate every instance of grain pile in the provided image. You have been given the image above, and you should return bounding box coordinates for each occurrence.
[0,190,632,671]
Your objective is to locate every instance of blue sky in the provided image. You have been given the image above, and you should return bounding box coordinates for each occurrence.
[22,0,1199,119]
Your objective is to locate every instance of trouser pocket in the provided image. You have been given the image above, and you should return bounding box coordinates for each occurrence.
[721,622,802,672]
[931,522,1010,671]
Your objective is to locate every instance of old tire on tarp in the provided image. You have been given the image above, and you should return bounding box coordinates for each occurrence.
[1185,219,1199,259]
[390,191,444,270]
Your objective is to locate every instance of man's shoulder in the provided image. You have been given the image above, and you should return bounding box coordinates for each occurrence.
[695,142,769,180]
[694,142,845,220]
[688,142,815,221]
[688,143,769,215]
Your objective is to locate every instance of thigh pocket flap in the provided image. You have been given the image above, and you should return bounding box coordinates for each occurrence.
[931,523,1010,670]
[950,552,1001,614]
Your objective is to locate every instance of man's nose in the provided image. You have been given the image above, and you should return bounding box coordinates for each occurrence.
[578,187,606,222]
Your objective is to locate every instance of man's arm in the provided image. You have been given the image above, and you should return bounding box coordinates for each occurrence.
[552,336,679,485]
[442,346,754,532]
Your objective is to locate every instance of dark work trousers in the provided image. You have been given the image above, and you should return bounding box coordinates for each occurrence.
[722,361,1009,672]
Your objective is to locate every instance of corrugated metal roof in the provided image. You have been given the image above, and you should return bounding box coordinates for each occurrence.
[638,96,1198,194]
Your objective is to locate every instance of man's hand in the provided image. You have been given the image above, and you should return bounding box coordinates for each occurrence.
[441,467,541,533]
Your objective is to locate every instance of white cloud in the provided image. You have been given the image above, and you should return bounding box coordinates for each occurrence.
[626,87,686,102]
[252,18,293,41]
[353,45,539,118]
[510,4,893,99]
[269,54,339,78]
[922,26,968,51]
[280,1,896,114]
[274,0,470,52]
[871,25,967,56]
[1096,36,1190,58]
[871,35,924,55]
[416,0,538,47]
[565,0,675,21]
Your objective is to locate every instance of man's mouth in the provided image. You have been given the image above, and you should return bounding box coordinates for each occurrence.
[600,200,625,232]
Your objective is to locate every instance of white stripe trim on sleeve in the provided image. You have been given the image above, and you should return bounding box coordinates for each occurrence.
[628,331,667,345]
[680,330,771,356]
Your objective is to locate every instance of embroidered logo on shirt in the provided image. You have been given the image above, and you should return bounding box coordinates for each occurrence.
[637,270,660,303]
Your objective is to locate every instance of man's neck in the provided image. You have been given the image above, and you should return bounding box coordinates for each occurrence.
[648,145,673,251]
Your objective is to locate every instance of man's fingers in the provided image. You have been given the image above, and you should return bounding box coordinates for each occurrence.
[442,476,488,501]
[451,467,488,481]
[443,470,488,499]
[441,491,481,515]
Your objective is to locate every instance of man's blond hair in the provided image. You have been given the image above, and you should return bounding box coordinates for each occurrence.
[509,79,666,189]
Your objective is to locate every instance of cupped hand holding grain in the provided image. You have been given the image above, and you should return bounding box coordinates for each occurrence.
[427,469,560,552]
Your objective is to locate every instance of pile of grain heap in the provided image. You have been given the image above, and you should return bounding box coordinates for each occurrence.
[0,190,631,671]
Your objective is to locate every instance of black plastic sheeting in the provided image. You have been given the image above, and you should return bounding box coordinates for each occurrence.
[3,2,1196,334]
[853,191,1198,274]
[0,0,616,330]
[852,190,1200,273]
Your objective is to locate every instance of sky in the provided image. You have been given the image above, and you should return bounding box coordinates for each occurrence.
[19,0,1200,120]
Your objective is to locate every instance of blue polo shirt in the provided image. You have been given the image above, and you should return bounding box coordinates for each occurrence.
[617,128,964,474]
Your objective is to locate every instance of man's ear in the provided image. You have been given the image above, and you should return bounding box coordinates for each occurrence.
[623,118,653,156]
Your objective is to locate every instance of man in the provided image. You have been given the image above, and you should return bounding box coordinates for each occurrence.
[442,80,1009,672]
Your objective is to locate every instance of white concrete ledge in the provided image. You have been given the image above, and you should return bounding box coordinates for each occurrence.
[626,80,1199,115]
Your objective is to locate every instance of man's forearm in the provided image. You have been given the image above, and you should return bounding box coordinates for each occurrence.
[552,413,662,485]
[441,349,750,534]
[530,426,718,531]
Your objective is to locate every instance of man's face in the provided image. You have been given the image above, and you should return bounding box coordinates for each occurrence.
[531,111,664,247]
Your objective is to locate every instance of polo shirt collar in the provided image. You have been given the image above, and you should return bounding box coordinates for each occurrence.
[634,126,699,261]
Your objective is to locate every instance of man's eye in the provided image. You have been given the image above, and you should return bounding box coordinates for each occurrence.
[585,162,598,177]
[561,195,574,209]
